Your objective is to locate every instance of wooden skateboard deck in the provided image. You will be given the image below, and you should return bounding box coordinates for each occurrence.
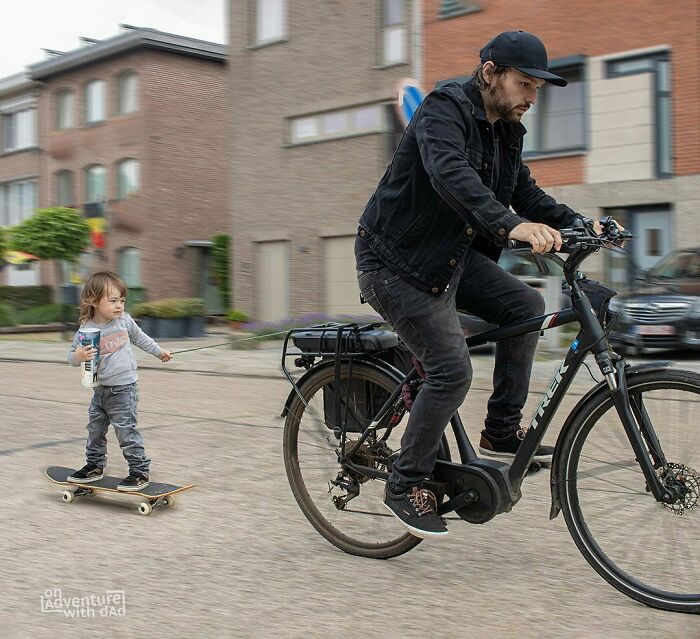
[45,466,195,515]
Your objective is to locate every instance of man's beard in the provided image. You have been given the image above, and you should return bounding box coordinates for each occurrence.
[488,78,528,123]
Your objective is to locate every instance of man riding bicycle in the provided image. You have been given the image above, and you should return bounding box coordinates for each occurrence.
[356,30,615,539]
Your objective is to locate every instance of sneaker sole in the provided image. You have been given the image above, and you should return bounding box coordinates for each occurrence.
[478,446,552,464]
[67,475,104,483]
[117,482,149,492]
[383,503,449,540]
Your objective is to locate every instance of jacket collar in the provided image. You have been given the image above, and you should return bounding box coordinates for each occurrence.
[461,78,526,144]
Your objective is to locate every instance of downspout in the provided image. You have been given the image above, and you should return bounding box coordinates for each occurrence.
[411,0,423,86]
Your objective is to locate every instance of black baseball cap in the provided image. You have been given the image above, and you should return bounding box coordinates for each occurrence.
[479,31,567,87]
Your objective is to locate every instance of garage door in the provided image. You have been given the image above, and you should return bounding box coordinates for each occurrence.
[258,240,289,322]
[324,236,369,317]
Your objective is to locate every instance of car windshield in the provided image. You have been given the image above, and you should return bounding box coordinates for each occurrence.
[648,252,700,279]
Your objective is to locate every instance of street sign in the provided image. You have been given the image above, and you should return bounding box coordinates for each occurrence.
[395,78,426,128]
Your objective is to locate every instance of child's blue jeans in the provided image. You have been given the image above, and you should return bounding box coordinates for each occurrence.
[85,382,150,476]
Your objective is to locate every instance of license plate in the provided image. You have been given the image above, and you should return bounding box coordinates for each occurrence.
[636,325,675,336]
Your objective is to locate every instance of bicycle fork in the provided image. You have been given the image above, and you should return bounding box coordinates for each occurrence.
[608,358,673,504]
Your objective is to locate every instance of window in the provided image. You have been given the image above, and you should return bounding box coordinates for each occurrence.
[290,104,385,144]
[118,247,142,287]
[56,90,75,130]
[116,159,140,199]
[116,72,138,115]
[256,0,286,45]
[55,170,74,206]
[383,0,407,66]
[2,108,36,151]
[84,80,106,124]
[607,52,672,177]
[84,165,107,202]
[0,180,37,226]
[521,65,585,155]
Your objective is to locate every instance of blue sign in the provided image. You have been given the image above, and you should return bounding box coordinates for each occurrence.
[396,79,425,128]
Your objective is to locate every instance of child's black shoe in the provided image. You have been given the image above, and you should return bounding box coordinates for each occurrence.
[67,463,104,483]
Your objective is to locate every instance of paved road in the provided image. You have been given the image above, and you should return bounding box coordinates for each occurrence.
[1,337,698,637]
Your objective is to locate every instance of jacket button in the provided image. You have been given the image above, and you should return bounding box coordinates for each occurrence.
[449,258,457,267]
[359,229,366,237]
[498,228,506,236]
[431,287,439,294]
[466,227,473,236]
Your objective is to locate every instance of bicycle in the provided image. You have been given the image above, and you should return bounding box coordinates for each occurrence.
[280,217,700,614]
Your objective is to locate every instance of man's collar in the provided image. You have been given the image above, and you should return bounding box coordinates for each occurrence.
[461,78,526,142]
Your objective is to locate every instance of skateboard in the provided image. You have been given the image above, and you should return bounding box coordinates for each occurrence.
[45,466,195,516]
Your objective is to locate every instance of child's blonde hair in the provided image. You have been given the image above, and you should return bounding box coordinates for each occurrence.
[79,271,128,324]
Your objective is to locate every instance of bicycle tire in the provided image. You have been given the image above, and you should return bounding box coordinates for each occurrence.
[283,360,451,559]
[557,368,700,613]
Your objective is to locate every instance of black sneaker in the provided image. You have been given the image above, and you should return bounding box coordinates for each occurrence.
[67,463,104,483]
[117,473,149,491]
[383,483,448,539]
[479,430,554,464]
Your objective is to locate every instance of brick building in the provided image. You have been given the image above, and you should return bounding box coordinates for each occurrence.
[427,0,700,285]
[1,27,229,312]
[228,0,419,321]
[0,72,41,286]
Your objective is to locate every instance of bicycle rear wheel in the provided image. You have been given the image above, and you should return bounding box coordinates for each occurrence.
[283,361,450,559]
[558,369,700,613]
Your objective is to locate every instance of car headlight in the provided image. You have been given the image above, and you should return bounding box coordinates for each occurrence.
[690,299,700,319]
[608,298,628,320]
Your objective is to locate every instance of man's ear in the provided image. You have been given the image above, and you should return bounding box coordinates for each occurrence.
[482,61,495,87]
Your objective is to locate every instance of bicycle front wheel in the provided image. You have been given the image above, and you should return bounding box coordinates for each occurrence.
[283,361,450,559]
[558,368,700,613]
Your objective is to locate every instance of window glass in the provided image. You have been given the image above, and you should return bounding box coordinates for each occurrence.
[118,247,142,287]
[56,90,75,129]
[292,117,318,141]
[85,80,106,123]
[257,0,286,43]
[117,159,140,199]
[56,171,74,206]
[117,72,139,114]
[322,112,349,136]
[85,165,107,202]
[354,106,383,130]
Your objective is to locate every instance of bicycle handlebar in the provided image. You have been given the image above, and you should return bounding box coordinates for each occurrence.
[505,216,632,253]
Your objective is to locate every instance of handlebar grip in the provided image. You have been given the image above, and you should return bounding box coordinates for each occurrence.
[506,239,532,250]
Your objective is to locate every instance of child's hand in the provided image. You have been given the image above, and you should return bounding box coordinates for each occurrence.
[159,350,173,363]
[74,344,97,363]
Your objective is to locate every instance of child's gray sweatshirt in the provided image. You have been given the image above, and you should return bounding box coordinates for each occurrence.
[67,313,163,386]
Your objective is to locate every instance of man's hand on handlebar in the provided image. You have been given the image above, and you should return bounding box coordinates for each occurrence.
[594,217,626,239]
[508,222,562,254]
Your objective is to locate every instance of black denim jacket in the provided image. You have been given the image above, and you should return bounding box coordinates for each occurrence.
[357,78,580,296]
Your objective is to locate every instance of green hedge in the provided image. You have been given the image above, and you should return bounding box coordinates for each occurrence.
[0,302,17,327]
[131,297,204,319]
[16,304,78,325]
[0,285,53,311]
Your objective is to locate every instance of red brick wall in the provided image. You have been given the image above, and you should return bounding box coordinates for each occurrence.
[424,0,699,185]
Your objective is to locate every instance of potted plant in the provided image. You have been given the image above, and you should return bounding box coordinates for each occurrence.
[226,309,249,330]
[132,298,205,338]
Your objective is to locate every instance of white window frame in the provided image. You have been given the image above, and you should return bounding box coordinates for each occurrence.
[56,90,75,130]
[289,104,386,145]
[116,71,139,115]
[116,159,140,199]
[256,0,287,45]
[382,0,407,66]
[0,179,37,226]
[2,108,36,151]
[84,80,106,124]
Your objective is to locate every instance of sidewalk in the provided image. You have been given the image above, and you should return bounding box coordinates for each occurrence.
[3,329,689,393]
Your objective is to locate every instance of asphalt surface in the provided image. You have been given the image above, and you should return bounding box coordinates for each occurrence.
[1,335,698,638]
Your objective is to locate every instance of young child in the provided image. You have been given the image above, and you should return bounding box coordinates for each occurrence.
[67,271,172,491]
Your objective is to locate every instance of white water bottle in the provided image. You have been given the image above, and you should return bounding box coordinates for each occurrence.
[79,328,100,388]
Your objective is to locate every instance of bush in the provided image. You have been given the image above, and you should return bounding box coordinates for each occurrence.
[226,309,249,323]
[16,304,78,325]
[212,234,230,308]
[131,298,204,319]
[0,302,16,327]
[10,207,90,261]
[0,285,53,311]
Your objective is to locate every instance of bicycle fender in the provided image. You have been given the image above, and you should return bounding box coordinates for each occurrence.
[279,356,407,418]
[548,361,673,520]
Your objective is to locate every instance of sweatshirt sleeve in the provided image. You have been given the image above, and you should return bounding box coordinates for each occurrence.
[125,314,163,357]
[67,330,82,367]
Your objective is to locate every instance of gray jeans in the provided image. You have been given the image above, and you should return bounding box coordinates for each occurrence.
[357,249,544,489]
[85,382,150,476]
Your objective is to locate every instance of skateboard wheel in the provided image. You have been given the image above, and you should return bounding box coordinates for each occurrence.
[163,496,176,508]
[62,490,75,503]
[138,502,152,516]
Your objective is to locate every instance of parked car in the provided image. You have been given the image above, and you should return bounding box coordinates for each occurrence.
[608,247,700,354]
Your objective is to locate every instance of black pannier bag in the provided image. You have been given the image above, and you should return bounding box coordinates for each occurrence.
[289,325,413,433]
